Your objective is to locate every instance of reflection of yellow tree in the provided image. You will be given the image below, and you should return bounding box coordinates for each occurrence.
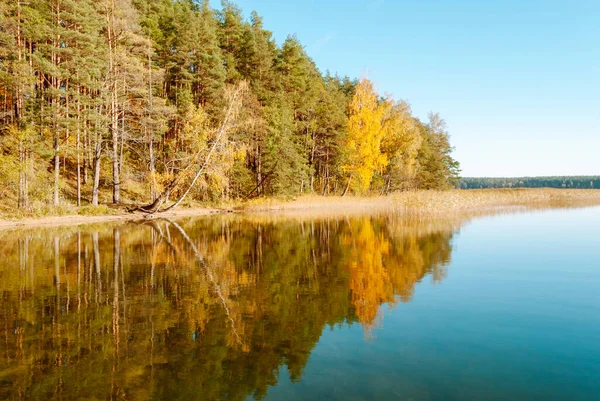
[342,218,396,334]
[339,216,456,335]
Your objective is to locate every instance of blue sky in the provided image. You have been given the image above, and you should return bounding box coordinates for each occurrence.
[210,0,599,177]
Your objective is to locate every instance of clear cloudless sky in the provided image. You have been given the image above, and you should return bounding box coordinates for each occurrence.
[209,0,599,177]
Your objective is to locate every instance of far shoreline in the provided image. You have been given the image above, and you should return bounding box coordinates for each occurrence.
[1,188,599,230]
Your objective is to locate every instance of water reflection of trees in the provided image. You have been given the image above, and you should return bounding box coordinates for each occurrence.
[0,215,458,400]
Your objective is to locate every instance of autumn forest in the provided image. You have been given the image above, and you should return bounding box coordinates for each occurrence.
[0,0,460,214]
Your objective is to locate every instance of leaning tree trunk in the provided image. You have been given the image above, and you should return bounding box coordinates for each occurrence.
[137,83,246,214]
[341,174,352,197]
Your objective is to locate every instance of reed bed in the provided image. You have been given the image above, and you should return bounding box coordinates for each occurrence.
[239,188,600,219]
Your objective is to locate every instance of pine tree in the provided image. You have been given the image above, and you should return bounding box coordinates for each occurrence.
[261,97,308,195]
[313,73,351,195]
[192,0,226,116]
[242,11,277,101]
[277,35,324,193]
[217,0,247,84]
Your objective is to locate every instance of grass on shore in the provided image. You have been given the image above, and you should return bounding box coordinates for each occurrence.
[0,202,120,220]
[1,188,599,222]
[239,188,600,215]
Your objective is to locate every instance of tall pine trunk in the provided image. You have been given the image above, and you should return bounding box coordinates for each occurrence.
[53,125,60,205]
[256,145,262,195]
[106,0,120,204]
[92,145,101,206]
[92,105,102,206]
[149,138,156,200]
[76,86,81,206]
[51,0,61,206]
[147,43,157,201]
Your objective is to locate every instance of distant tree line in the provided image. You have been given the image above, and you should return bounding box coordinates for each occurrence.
[0,0,460,212]
[458,176,600,189]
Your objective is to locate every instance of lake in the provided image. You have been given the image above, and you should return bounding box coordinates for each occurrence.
[0,206,599,400]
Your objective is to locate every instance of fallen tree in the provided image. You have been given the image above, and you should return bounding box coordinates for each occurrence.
[134,82,248,214]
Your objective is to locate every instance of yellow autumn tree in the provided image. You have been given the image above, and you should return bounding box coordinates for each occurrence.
[341,78,388,195]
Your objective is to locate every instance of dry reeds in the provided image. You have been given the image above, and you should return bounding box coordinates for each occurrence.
[238,188,600,220]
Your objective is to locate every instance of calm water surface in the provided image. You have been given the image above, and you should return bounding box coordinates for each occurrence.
[0,207,598,400]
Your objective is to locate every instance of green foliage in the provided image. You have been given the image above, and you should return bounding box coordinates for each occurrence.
[415,114,461,190]
[262,98,308,194]
[0,0,461,214]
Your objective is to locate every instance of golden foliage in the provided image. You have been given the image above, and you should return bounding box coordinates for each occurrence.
[341,78,388,193]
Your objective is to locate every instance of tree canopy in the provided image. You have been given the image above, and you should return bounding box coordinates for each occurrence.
[0,0,460,213]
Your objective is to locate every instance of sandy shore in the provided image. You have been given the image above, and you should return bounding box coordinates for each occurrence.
[0,207,221,230]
